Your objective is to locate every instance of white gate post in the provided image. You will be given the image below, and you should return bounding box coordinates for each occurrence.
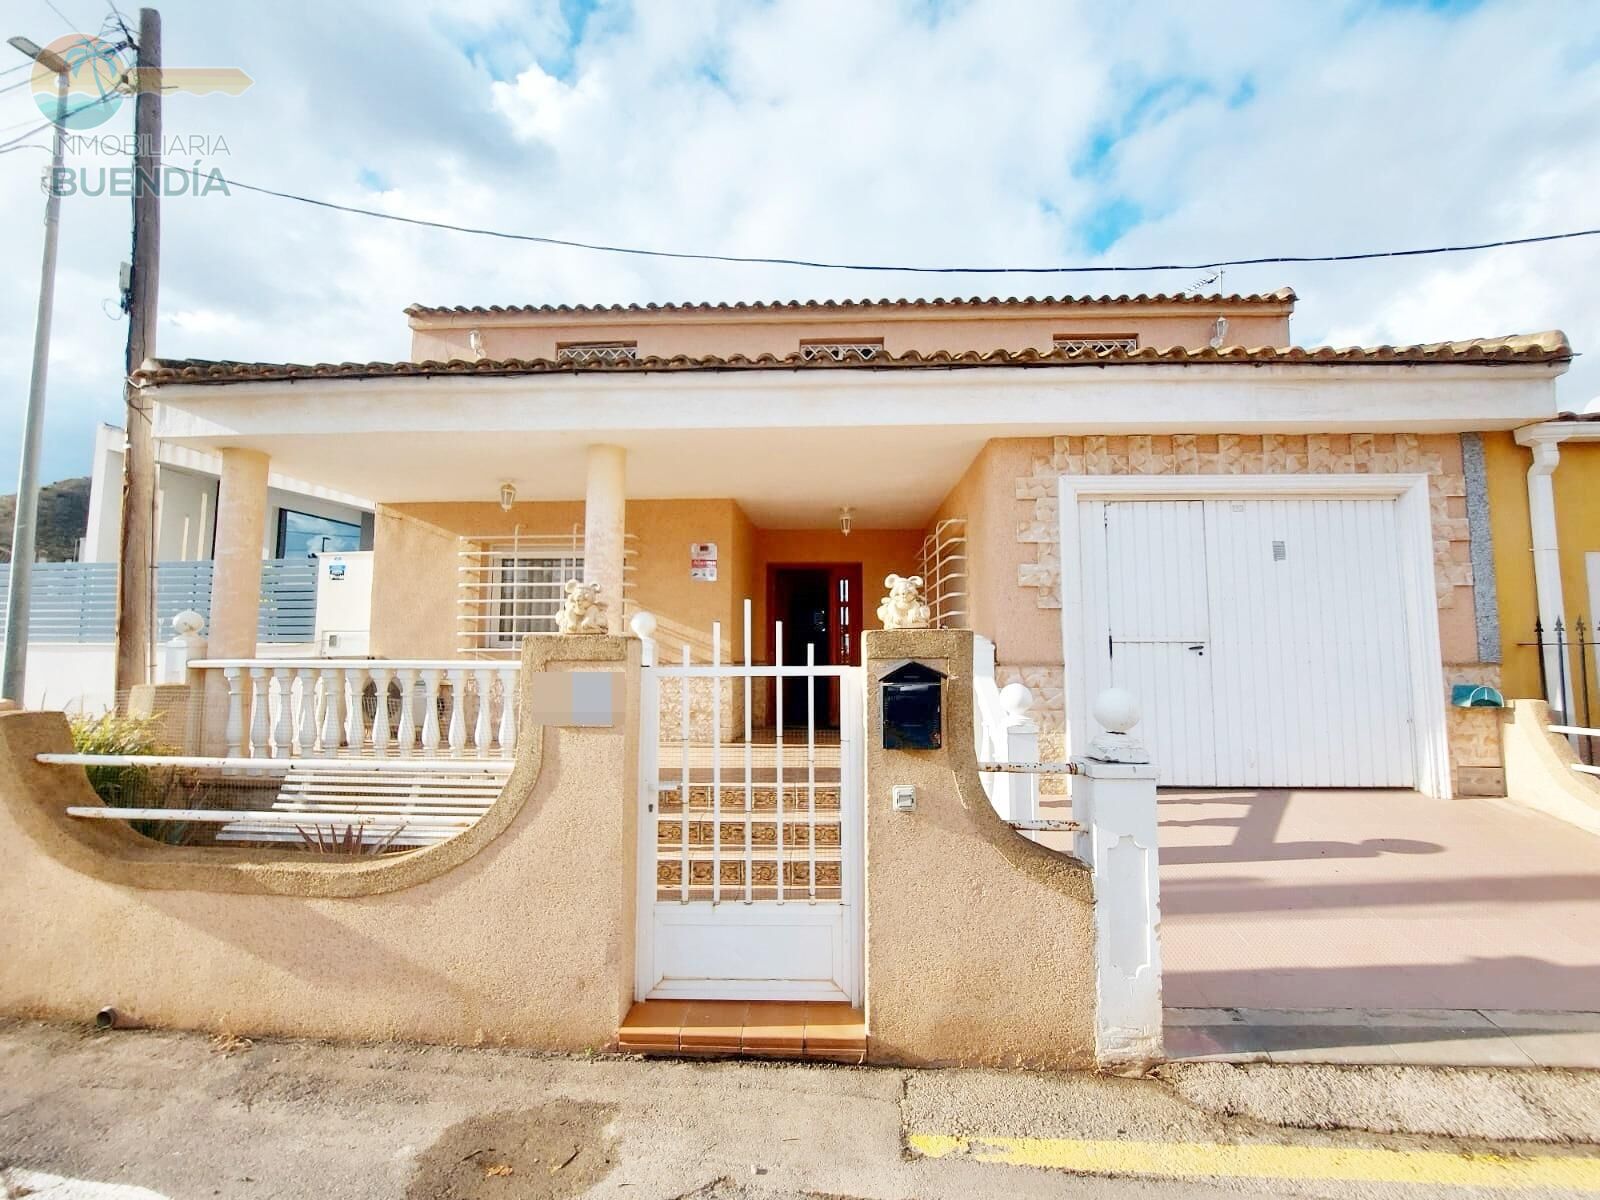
[993,682,1040,824]
[630,611,659,1001]
[1072,687,1162,1068]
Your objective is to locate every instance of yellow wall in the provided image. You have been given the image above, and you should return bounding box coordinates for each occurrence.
[1487,432,1600,701]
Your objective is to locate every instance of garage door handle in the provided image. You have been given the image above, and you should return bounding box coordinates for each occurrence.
[1187,644,1205,655]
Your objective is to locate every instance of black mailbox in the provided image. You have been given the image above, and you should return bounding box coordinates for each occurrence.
[881,660,945,750]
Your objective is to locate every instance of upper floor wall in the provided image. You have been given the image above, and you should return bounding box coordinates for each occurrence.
[405,291,1297,363]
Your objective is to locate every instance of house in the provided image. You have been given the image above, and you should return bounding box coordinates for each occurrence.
[0,427,374,713]
[133,287,1569,801]
[81,421,373,563]
[0,286,1580,1061]
[1483,409,1600,724]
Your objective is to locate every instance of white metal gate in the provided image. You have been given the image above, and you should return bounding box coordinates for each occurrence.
[636,601,864,1003]
[1081,496,1417,787]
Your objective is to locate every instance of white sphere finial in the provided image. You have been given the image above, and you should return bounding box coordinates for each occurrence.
[629,611,658,641]
[998,682,1034,718]
[171,609,205,636]
[1092,687,1141,734]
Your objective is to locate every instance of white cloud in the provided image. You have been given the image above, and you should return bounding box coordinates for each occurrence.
[0,0,1595,486]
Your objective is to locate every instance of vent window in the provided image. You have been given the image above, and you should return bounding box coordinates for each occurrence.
[556,341,639,364]
[1052,334,1139,354]
[799,338,884,362]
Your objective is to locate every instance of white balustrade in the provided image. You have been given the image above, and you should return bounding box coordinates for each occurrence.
[192,659,521,762]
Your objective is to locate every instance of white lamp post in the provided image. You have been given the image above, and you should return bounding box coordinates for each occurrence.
[1,35,71,703]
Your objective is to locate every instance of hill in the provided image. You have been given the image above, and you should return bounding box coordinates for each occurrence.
[0,476,93,562]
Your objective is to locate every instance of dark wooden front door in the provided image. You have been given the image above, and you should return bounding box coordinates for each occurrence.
[768,563,862,729]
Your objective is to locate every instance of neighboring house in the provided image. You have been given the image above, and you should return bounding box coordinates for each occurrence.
[1485,408,1600,727]
[0,428,375,713]
[134,288,1572,799]
[82,422,374,563]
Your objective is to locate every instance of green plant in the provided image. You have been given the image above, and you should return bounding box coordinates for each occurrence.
[295,821,405,856]
[68,712,170,806]
[67,713,208,844]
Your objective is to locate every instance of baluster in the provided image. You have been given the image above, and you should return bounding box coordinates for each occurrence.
[473,668,493,757]
[296,667,317,755]
[497,667,518,753]
[421,668,442,755]
[319,667,341,753]
[248,668,269,758]
[223,667,245,757]
[272,666,293,757]
[396,668,419,758]
[369,667,392,759]
[345,665,368,755]
[447,667,467,757]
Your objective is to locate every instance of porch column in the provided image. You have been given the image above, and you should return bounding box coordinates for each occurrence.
[583,444,626,633]
[1519,431,1571,717]
[201,449,269,752]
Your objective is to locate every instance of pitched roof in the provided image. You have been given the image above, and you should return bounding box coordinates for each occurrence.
[404,289,1298,320]
[134,331,1571,387]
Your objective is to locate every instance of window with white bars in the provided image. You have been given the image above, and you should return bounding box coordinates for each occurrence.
[1052,335,1139,354]
[490,553,584,645]
[799,340,884,362]
[556,341,639,364]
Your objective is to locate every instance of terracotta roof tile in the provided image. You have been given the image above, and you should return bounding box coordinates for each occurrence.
[134,331,1571,387]
[403,289,1298,320]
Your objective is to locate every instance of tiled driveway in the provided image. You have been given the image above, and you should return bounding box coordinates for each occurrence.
[1151,788,1600,1011]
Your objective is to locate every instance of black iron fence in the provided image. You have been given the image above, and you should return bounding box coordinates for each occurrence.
[1526,615,1598,765]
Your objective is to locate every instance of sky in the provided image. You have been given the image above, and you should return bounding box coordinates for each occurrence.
[0,0,1597,486]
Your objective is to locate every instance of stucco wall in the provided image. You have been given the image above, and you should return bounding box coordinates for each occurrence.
[1485,432,1600,702]
[409,305,1292,364]
[0,637,640,1050]
[863,628,1096,1068]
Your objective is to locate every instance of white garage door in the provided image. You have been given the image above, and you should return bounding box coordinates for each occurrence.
[1080,497,1416,787]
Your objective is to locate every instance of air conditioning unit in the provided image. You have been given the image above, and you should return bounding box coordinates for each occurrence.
[312,550,374,657]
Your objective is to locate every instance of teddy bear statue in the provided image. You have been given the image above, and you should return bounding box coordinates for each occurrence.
[555,579,610,635]
[876,573,932,630]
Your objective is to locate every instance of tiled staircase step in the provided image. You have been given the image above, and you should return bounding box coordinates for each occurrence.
[618,1000,865,1063]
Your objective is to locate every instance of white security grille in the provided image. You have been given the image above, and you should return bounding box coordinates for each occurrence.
[1053,335,1139,354]
[556,342,639,364]
[916,517,968,629]
[456,531,636,656]
[798,341,883,362]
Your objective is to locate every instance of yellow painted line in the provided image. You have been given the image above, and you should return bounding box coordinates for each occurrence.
[908,1133,1600,1191]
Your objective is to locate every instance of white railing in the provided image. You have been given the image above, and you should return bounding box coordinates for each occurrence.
[1550,724,1600,777]
[973,634,1042,827]
[916,517,968,629]
[192,659,520,760]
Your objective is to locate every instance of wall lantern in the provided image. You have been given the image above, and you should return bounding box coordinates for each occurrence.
[839,506,854,537]
[499,481,517,512]
[881,659,946,750]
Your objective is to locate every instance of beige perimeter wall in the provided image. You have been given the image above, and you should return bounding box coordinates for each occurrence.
[863,629,1096,1067]
[0,638,640,1050]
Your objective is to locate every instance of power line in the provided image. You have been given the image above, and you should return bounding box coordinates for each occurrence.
[216,174,1600,275]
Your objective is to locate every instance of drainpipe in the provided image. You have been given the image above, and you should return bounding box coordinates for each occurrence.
[1518,430,1571,717]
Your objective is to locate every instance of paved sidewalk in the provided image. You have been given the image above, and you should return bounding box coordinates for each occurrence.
[4,1020,1600,1199]
[1167,1007,1600,1067]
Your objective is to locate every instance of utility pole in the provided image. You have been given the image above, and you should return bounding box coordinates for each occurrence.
[0,36,71,703]
[114,7,161,699]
